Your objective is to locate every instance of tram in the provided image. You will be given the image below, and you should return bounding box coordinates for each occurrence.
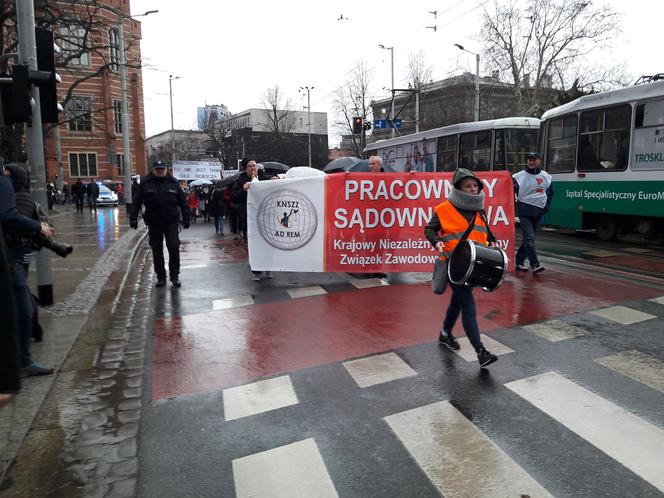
[539,80,664,240]
[364,117,540,174]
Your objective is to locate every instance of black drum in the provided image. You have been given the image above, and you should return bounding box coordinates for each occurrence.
[447,240,507,292]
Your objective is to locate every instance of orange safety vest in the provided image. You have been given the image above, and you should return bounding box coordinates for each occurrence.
[434,200,489,260]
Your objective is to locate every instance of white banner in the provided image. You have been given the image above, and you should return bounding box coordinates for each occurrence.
[247,177,326,272]
[172,160,222,180]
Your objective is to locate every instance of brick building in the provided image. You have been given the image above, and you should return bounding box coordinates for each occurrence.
[43,0,147,185]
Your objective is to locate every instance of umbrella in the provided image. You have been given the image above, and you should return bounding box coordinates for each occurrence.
[189,179,213,187]
[348,159,395,172]
[221,173,240,188]
[323,156,361,173]
[285,166,326,178]
[260,161,290,173]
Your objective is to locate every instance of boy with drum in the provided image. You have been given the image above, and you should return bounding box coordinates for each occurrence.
[424,168,498,368]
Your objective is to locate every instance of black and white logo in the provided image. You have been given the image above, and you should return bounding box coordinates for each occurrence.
[257,189,317,250]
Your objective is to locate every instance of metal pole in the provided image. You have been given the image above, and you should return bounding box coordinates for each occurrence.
[307,87,312,167]
[54,124,63,191]
[474,53,480,121]
[390,47,395,138]
[169,74,174,163]
[415,86,420,133]
[16,0,53,304]
[118,18,132,213]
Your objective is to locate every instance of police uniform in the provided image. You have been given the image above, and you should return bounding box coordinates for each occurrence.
[130,162,190,287]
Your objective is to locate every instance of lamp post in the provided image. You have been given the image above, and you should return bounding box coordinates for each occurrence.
[454,43,480,121]
[116,8,158,213]
[299,86,314,167]
[169,74,181,164]
[379,44,395,137]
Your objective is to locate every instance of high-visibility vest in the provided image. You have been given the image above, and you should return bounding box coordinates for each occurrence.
[434,200,489,260]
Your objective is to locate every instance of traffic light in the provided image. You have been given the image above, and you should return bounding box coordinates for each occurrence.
[35,27,59,124]
[352,116,363,134]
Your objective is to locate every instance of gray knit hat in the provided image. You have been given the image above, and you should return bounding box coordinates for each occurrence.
[452,168,483,191]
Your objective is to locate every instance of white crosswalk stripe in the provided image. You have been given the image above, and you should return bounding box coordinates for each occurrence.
[523,319,587,342]
[385,400,553,497]
[453,334,514,361]
[596,350,664,393]
[506,372,664,493]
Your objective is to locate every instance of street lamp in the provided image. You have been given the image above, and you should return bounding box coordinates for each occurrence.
[454,43,480,121]
[299,86,314,167]
[116,8,158,212]
[169,74,181,163]
[378,44,395,137]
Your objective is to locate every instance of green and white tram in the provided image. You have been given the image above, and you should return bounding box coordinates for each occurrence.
[540,80,664,240]
[364,117,539,174]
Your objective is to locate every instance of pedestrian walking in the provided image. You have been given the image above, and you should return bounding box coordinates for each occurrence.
[86,179,99,213]
[188,190,199,223]
[225,185,239,236]
[0,164,55,376]
[71,178,86,212]
[424,168,498,368]
[62,183,70,205]
[512,152,554,273]
[232,158,271,280]
[46,182,55,210]
[130,161,190,288]
[209,180,226,236]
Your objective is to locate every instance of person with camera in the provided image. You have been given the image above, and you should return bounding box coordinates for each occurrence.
[130,160,190,288]
[1,164,55,376]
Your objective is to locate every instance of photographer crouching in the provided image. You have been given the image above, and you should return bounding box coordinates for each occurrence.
[1,162,71,376]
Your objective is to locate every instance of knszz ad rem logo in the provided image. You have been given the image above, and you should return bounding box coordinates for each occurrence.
[257,190,317,250]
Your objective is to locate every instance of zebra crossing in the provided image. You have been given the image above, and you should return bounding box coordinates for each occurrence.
[140,298,664,497]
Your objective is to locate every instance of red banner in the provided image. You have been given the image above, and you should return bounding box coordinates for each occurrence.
[324,172,515,272]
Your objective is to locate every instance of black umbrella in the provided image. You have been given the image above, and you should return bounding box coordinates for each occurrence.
[348,159,395,172]
[260,161,290,173]
[323,156,361,173]
[221,173,240,188]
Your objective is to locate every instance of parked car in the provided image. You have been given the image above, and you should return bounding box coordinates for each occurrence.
[96,185,119,207]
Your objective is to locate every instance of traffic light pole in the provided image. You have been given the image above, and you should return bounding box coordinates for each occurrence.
[16,0,54,305]
[118,18,133,213]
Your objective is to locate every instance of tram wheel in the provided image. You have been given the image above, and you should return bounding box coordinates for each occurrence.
[595,217,618,241]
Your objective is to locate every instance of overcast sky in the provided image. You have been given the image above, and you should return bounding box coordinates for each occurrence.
[132,0,663,146]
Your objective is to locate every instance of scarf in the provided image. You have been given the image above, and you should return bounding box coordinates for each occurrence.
[448,188,485,212]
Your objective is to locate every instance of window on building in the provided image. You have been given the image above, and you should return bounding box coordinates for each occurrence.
[69,153,97,177]
[66,96,93,132]
[109,27,120,71]
[436,135,458,171]
[578,105,631,172]
[116,153,125,176]
[459,131,491,171]
[60,25,90,66]
[113,100,122,134]
[545,115,577,173]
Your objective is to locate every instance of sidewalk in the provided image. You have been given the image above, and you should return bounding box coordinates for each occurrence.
[0,204,144,487]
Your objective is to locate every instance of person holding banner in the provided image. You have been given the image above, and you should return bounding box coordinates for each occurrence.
[424,168,499,368]
[232,158,270,280]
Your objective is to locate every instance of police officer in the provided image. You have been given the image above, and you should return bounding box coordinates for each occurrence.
[130,161,190,288]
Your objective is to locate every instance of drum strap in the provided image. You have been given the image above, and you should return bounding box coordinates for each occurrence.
[478,211,497,245]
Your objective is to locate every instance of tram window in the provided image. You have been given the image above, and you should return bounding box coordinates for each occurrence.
[636,100,664,127]
[500,128,538,173]
[459,131,491,171]
[437,135,458,171]
[494,130,507,171]
[578,104,630,172]
[546,115,577,173]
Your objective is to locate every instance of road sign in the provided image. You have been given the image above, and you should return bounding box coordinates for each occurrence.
[373,119,386,129]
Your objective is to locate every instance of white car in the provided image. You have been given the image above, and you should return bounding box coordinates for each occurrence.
[97,185,119,206]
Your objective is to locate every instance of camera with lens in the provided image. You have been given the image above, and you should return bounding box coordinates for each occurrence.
[33,235,73,258]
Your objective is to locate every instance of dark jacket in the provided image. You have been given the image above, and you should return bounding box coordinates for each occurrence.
[231,170,269,232]
[130,173,190,227]
[208,186,225,217]
[0,225,20,394]
[512,168,554,219]
[0,176,42,260]
[71,181,86,197]
[86,181,99,199]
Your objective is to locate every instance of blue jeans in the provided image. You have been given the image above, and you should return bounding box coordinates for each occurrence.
[443,283,484,353]
[214,216,224,234]
[516,216,540,267]
[10,261,35,367]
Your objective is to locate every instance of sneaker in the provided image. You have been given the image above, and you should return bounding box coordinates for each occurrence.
[516,263,528,271]
[438,331,460,350]
[21,362,54,376]
[532,264,545,273]
[478,349,498,367]
[155,279,166,288]
[171,278,181,288]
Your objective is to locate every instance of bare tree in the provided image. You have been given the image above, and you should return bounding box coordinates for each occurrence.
[405,50,433,91]
[202,118,236,170]
[261,85,296,135]
[481,0,625,115]
[332,61,374,157]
